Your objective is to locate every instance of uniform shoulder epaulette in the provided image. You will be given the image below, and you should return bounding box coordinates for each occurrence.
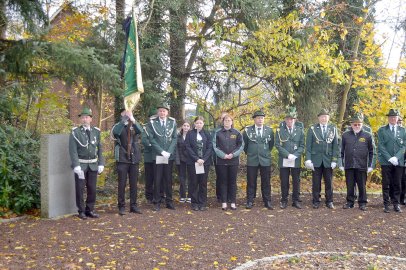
[72,127,78,130]
[94,127,100,131]
[168,116,176,121]
[149,116,157,120]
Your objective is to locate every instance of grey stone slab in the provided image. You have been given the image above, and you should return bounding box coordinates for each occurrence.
[41,134,77,218]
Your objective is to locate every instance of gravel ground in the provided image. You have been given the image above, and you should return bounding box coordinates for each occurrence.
[1,194,406,269]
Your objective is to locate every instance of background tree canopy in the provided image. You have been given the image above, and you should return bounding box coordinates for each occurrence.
[0,0,405,213]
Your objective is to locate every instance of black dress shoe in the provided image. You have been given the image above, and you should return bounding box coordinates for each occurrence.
[78,213,87,220]
[85,211,99,218]
[264,201,273,210]
[118,208,126,216]
[359,205,367,211]
[130,207,142,214]
[384,205,390,213]
[292,202,302,209]
[166,203,176,210]
[230,206,237,210]
[222,207,228,211]
[199,206,207,211]
[280,202,287,209]
[246,202,253,209]
[343,203,354,209]
[394,205,402,213]
[152,204,160,211]
[313,203,320,209]
[326,202,335,209]
[192,205,199,211]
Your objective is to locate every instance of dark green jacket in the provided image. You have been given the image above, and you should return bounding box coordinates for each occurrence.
[242,125,274,166]
[69,125,104,171]
[305,123,339,167]
[111,120,143,163]
[147,116,177,160]
[141,124,155,163]
[377,124,406,166]
[275,122,305,168]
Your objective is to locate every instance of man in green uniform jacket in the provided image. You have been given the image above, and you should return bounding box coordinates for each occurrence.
[275,107,305,209]
[243,110,274,210]
[69,107,105,220]
[305,109,339,209]
[147,104,178,211]
[378,109,406,213]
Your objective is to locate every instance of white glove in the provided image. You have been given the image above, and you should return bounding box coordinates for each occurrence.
[73,166,82,175]
[331,162,337,169]
[129,116,136,123]
[304,160,314,171]
[388,157,399,166]
[161,151,171,159]
[339,166,344,171]
[367,167,373,173]
[288,154,297,160]
[98,165,104,174]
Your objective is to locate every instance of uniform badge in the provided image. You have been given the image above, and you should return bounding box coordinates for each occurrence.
[359,137,366,143]
[230,134,237,139]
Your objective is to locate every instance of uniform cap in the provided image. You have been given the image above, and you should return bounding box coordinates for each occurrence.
[317,108,329,117]
[78,107,92,117]
[285,106,297,119]
[386,109,400,116]
[252,110,265,118]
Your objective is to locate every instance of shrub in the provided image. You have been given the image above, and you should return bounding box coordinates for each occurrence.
[0,124,40,214]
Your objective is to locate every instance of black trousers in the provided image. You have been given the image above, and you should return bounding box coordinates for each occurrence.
[117,162,139,209]
[153,160,174,204]
[187,164,210,207]
[144,162,155,201]
[400,167,406,204]
[215,164,222,200]
[345,168,367,205]
[74,169,97,214]
[177,161,189,198]
[280,167,301,203]
[246,165,271,203]
[381,165,403,206]
[312,164,333,204]
[218,165,238,203]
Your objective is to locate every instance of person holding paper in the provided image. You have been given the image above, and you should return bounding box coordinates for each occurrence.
[147,104,178,211]
[275,107,305,209]
[185,116,213,211]
[305,109,339,209]
[340,114,375,211]
[111,109,143,216]
[176,120,191,203]
[377,109,406,213]
[213,114,244,211]
[242,110,274,210]
[69,107,105,220]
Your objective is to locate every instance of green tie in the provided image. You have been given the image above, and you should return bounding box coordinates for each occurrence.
[391,126,395,137]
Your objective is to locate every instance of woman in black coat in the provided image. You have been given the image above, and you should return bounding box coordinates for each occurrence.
[176,120,191,203]
[185,116,213,211]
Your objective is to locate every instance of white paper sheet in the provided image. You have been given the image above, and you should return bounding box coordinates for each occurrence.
[195,162,205,174]
[156,155,169,164]
[282,158,295,168]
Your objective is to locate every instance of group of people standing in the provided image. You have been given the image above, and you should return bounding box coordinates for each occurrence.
[69,105,406,220]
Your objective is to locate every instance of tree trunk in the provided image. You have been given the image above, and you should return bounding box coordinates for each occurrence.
[337,19,365,128]
[0,1,6,39]
[169,1,188,121]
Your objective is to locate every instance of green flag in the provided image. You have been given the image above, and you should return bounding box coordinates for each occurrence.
[124,11,144,111]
